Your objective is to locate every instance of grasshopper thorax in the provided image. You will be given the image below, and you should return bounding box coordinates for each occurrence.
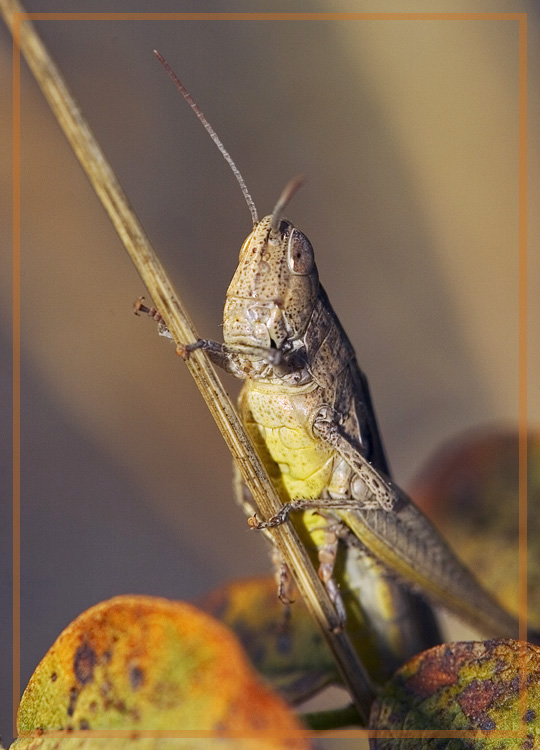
[223,215,319,353]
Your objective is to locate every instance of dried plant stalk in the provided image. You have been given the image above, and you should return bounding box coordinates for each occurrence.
[1,0,376,723]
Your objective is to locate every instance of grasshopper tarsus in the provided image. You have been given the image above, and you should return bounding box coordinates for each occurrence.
[133,296,162,322]
[248,507,293,530]
[247,513,260,529]
[175,343,189,359]
[249,502,303,530]
[134,297,173,341]
[175,338,208,359]
[133,296,162,324]
[133,296,146,315]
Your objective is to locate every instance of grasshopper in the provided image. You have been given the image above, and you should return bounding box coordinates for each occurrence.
[145,54,535,678]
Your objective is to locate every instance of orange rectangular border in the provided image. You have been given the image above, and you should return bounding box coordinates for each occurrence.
[11,10,528,742]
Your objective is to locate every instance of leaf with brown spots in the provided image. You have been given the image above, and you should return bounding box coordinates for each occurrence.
[411,430,540,629]
[10,739,306,750]
[370,639,540,749]
[197,576,340,703]
[12,595,310,750]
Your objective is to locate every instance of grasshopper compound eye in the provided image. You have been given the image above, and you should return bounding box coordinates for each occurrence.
[287,229,315,276]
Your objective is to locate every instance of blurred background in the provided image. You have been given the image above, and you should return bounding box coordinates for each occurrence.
[1,0,540,745]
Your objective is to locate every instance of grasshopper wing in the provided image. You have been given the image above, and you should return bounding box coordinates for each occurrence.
[338,490,523,640]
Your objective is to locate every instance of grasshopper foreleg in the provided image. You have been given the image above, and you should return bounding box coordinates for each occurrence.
[134,302,254,374]
[175,338,234,370]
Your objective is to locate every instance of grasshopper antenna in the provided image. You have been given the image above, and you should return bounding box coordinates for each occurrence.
[154,50,259,227]
[270,175,304,233]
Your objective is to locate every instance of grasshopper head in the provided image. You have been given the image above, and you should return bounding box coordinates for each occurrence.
[152,64,317,357]
[223,214,319,353]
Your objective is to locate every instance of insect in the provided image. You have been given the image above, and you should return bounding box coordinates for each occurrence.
[141,53,535,674]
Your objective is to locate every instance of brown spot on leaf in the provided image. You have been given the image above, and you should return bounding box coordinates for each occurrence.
[406,646,461,699]
[458,679,496,717]
[100,679,112,697]
[50,672,57,682]
[74,642,96,685]
[130,665,144,690]
[67,687,78,717]
[100,679,113,709]
[478,716,496,731]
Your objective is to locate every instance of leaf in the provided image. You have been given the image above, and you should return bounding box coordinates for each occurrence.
[11,739,304,750]
[411,430,540,628]
[11,741,299,750]
[197,577,339,703]
[13,595,309,750]
[370,639,540,749]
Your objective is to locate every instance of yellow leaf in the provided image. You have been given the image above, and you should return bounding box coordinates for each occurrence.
[14,595,309,750]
